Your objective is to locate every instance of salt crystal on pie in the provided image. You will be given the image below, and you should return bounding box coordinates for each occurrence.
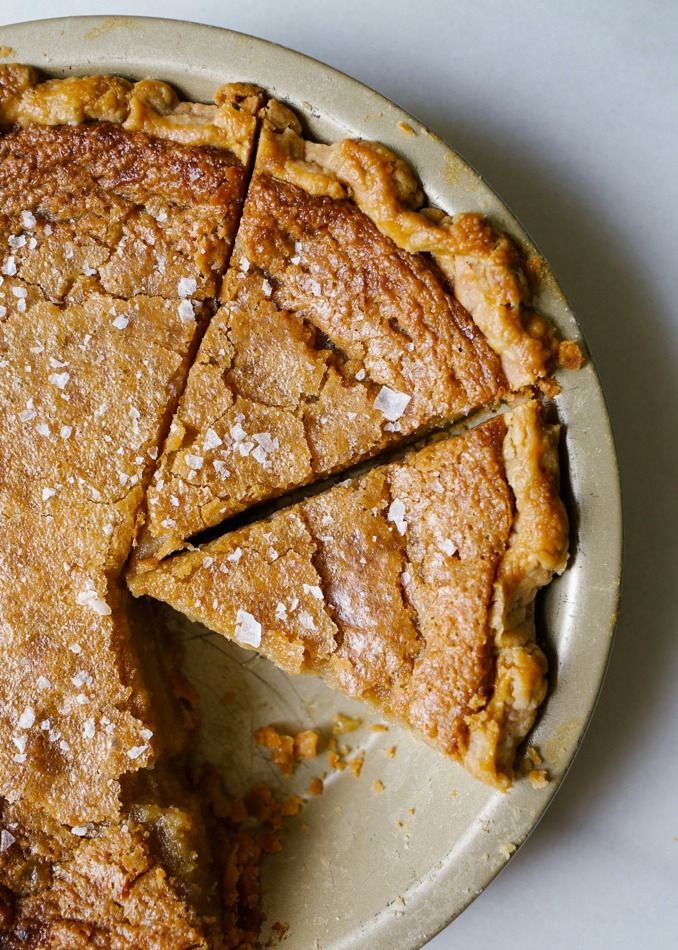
[48,372,69,390]
[387,498,407,535]
[177,276,197,298]
[76,588,112,616]
[178,300,195,324]
[234,609,262,647]
[17,707,35,729]
[374,386,411,422]
[185,454,204,471]
[0,830,16,852]
[303,584,323,600]
[203,427,223,451]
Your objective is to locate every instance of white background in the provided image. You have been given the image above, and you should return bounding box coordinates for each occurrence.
[2,2,677,948]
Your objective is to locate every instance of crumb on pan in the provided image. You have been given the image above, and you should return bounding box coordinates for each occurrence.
[307,776,324,796]
[254,724,321,775]
[528,769,549,789]
[332,713,363,735]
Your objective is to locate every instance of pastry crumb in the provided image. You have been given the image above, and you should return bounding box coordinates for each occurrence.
[528,769,549,789]
[280,796,304,817]
[307,776,324,796]
[332,713,362,735]
[293,729,320,760]
[558,339,585,371]
[498,841,517,859]
[349,751,365,779]
[398,121,416,136]
[370,723,389,733]
[372,779,385,794]
[254,725,321,774]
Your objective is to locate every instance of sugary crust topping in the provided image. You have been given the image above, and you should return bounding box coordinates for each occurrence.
[0,65,263,164]
[258,100,566,388]
[0,124,247,301]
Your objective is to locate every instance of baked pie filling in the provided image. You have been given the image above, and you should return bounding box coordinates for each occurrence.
[0,65,576,947]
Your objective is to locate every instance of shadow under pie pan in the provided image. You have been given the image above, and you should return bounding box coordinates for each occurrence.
[0,15,622,950]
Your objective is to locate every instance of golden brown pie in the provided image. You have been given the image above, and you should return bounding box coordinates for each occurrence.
[0,63,577,948]
[130,400,568,789]
[134,98,568,567]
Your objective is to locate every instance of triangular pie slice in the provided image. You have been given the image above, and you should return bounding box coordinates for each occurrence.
[135,100,569,567]
[0,66,262,946]
[130,400,569,788]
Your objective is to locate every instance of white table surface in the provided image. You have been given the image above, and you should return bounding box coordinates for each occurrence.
[2,2,677,948]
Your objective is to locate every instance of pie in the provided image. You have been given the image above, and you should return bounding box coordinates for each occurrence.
[130,400,568,789]
[133,98,567,568]
[0,64,577,947]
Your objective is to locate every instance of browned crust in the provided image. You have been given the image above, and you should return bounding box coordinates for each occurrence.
[463,400,569,787]
[0,64,263,163]
[257,100,568,388]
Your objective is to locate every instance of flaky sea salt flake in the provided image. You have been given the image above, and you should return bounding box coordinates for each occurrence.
[17,707,35,729]
[178,299,195,324]
[185,453,204,471]
[374,386,411,422]
[234,609,262,648]
[303,584,323,601]
[177,276,197,298]
[387,498,407,535]
[126,745,147,760]
[48,371,70,390]
[0,830,16,852]
[76,587,112,616]
[203,427,223,451]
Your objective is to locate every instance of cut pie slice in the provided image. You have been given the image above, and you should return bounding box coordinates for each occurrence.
[0,67,262,946]
[136,100,570,566]
[129,400,569,788]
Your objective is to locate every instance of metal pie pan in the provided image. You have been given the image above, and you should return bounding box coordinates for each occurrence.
[0,16,622,950]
